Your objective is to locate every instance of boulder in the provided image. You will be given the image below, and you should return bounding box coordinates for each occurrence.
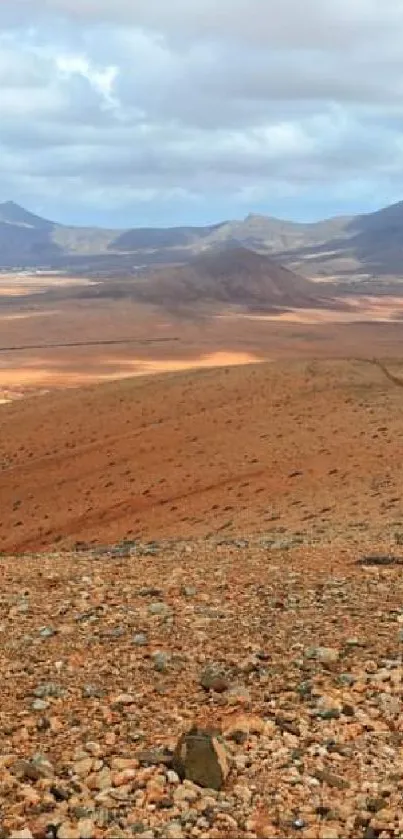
[172,727,229,790]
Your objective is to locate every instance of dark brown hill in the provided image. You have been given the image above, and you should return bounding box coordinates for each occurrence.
[132,246,321,311]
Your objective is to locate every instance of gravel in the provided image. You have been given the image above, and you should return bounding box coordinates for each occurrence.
[0,537,402,837]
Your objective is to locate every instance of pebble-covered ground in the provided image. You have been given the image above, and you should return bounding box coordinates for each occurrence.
[0,538,402,838]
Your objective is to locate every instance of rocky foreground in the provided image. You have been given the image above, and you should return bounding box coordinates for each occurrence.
[0,538,402,838]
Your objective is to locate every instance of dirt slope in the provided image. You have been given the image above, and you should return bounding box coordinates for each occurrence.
[1,357,403,553]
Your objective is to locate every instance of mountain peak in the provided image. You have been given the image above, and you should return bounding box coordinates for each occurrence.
[0,201,54,229]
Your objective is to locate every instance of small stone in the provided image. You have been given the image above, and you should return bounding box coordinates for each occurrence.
[133,633,148,646]
[112,693,136,706]
[338,673,356,686]
[152,651,170,672]
[33,682,65,699]
[167,770,180,784]
[314,769,350,790]
[305,647,339,664]
[345,637,362,648]
[148,602,170,616]
[316,708,341,721]
[102,625,125,640]
[38,626,56,638]
[172,727,229,790]
[181,586,197,597]
[31,699,49,712]
[342,703,355,717]
[82,684,104,699]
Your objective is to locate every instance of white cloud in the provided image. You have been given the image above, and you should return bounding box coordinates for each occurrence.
[1,0,403,223]
[55,54,119,109]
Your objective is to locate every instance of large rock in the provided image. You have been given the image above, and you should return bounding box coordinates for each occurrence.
[199,664,229,693]
[172,727,229,790]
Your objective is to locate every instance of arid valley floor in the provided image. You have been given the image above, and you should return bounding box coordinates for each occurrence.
[1,275,403,838]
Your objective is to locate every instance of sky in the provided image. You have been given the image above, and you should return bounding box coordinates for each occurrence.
[2,0,403,228]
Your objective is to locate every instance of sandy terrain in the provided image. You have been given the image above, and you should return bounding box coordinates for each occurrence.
[237,295,403,323]
[1,294,403,401]
[0,272,97,296]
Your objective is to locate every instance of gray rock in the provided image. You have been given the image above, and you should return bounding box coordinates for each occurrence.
[38,626,56,638]
[316,708,340,720]
[82,684,105,699]
[33,682,65,699]
[133,633,148,646]
[148,602,170,616]
[152,651,170,672]
[180,585,198,598]
[102,626,125,640]
[338,673,356,686]
[31,699,49,712]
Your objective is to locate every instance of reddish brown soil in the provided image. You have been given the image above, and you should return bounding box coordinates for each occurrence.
[1,356,403,553]
[2,297,403,396]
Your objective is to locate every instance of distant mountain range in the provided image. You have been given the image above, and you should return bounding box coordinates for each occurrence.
[2,198,403,282]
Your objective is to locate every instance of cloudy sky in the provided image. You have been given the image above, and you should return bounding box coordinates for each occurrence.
[2,0,403,227]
